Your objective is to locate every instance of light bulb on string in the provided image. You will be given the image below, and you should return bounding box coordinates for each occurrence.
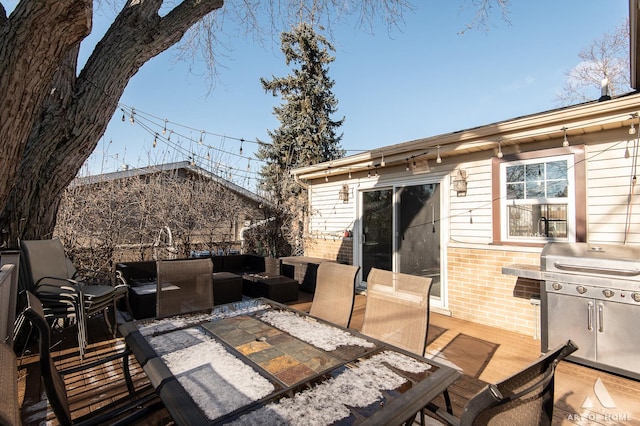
[380,153,385,167]
[163,119,167,135]
[630,122,636,135]
[206,151,211,161]
[436,145,442,163]
[239,139,244,155]
[198,130,204,145]
[121,111,125,122]
[562,127,569,147]
[129,108,135,125]
[497,140,503,158]
[153,133,158,148]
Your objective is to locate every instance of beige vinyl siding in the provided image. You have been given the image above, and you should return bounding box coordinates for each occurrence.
[585,140,640,244]
[448,161,493,244]
[308,182,356,237]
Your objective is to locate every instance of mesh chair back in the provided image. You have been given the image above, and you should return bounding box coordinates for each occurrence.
[263,257,282,276]
[156,259,213,318]
[460,340,578,426]
[361,268,432,356]
[309,262,359,327]
[0,341,20,426]
[21,239,71,291]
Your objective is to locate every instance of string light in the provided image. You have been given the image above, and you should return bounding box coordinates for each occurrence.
[497,140,503,158]
[239,139,244,155]
[153,133,158,148]
[436,145,442,163]
[198,130,204,145]
[129,108,135,125]
[163,119,167,135]
[380,152,385,167]
[562,127,569,147]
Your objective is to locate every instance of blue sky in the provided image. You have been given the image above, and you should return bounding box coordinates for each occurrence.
[4,1,631,187]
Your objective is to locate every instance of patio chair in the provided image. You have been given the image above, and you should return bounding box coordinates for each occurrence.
[156,258,213,318]
[309,262,360,327]
[425,340,578,426]
[19,291,165,426]
[20,238,128,358]
[361,268,433,355]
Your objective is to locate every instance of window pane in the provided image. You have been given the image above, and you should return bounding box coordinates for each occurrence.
[506,165,524,183]
[507,183,524,199]
[526,163,543,180]
[507,204,567,238]
[546,161,567,180]
[547,180,568,198]
[526,181,545,198]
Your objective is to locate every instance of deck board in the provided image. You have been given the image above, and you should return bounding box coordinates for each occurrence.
[16,292,640,425]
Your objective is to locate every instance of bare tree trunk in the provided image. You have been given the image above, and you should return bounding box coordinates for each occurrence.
[0,0,91,213]
[0,0,223,247]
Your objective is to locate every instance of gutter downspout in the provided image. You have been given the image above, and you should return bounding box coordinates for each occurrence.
[292,172,308,189]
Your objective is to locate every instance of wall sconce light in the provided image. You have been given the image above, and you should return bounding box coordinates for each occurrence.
[451,169,468,196]
[339,184,349,203]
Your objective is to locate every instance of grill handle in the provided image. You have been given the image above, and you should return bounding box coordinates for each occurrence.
[587,301,593,332]
[553,262,640,277]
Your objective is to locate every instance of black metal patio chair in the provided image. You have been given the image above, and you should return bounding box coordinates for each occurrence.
[20,291,165,426]
[425,340,578,426]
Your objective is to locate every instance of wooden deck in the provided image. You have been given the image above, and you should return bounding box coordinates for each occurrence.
[16,292,640,425]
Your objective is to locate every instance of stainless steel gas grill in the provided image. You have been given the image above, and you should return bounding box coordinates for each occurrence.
[540,242,640,379]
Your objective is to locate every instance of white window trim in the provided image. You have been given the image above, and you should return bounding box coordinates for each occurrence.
[499,154,576,243]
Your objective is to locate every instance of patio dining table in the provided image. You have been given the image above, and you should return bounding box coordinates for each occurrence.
[119,299,461,425]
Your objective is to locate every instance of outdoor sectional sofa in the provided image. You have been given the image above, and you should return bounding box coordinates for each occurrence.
[116,254,298,319]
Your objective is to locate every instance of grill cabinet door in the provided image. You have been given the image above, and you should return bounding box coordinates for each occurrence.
[596,300,640,373]
[547,292,595,362]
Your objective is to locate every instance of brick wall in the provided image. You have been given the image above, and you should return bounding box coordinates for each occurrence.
[304,237,542,337]
[304,237,353,264]
[447,246,541,337]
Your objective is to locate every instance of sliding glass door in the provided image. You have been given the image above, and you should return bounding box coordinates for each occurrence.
[359,183,442,300]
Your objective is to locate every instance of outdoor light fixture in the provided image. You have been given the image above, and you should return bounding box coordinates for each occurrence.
[630,113,639,135]
[339,184,349,203]
[380,152,386,167]
[436,145,442,163]
[562,127,569,147]
[497,140,503,158]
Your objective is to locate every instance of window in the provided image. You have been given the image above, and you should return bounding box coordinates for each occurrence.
[499,154,576,243]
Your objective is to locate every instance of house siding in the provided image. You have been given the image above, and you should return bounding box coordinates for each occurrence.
[301,108,640,337]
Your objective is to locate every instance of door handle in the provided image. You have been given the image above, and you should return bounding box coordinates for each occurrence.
[587,301,593,331]
[598,303,604,333]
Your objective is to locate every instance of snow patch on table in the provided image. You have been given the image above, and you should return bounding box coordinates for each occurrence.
[258,310,375,351]
[149,327,275,420]
[227,350,432,425]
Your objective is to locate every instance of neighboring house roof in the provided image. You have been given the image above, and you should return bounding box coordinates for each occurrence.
[72,161,271,206]
[291,91,640,181]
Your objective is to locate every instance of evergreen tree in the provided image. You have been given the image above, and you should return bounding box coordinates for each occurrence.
[258,23,345,205]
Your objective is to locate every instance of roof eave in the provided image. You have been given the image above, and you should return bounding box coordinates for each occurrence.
[292,92,640,180]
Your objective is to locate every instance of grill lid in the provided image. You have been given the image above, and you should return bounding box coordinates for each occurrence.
[541,242,640,279]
